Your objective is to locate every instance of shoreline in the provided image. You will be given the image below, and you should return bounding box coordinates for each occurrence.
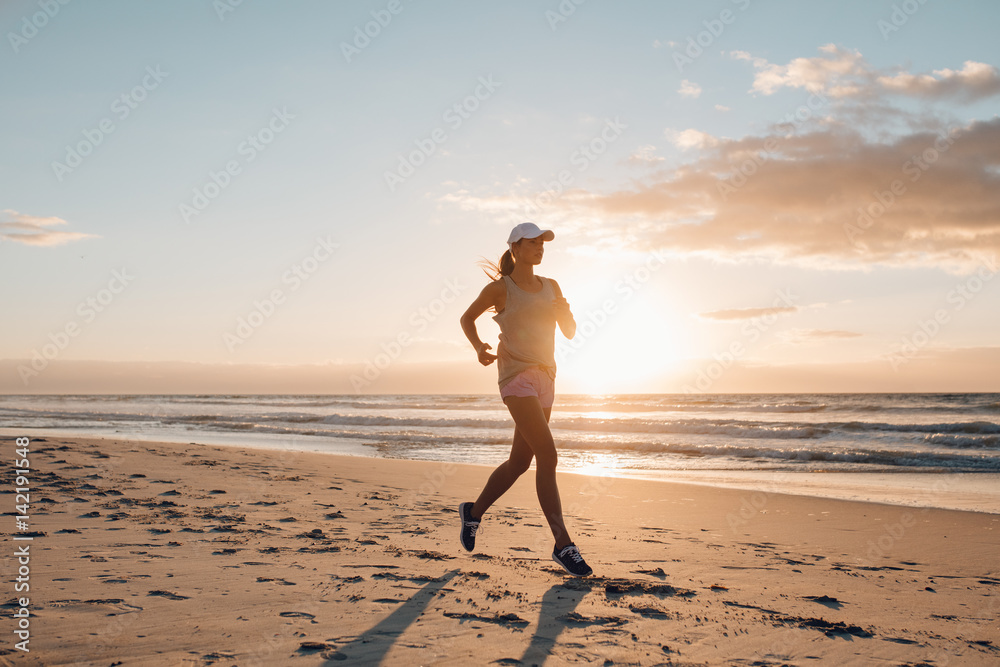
[12,433,1000,665]
[7,427,1000,514]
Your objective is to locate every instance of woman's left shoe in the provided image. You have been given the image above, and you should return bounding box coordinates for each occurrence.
[552,543,593,577]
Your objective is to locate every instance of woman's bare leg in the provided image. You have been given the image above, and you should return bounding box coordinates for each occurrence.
[470,409,548,519]
[501,396,572,549]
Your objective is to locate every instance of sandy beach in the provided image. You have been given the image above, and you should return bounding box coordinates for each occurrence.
[5,434,998,666]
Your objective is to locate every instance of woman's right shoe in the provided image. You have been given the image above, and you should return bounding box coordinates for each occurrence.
[458,502,480,552]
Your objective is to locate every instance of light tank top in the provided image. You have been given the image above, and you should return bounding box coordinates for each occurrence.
[492,274,557,390]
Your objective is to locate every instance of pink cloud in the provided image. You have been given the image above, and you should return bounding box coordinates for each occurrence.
[738,44,1000,103]
[0,209,98,247]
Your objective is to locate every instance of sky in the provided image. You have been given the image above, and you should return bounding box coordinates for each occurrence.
[2,0,999,395]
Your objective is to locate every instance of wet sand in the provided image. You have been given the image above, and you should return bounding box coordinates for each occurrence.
[8,434,999,665]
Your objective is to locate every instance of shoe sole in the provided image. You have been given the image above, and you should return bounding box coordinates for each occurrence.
[458,502,474,553]
[552,553,593,577]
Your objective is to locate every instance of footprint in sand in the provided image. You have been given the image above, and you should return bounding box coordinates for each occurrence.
[148,590,189,600]
[443,611,529,629]
[201,652,236,662]
[802,594,843,609]
[296,528,328,539]
[558,612,627,627]
[257,577,296,586]
[297,642,331,653]
[632,567,667,579]
[629,605,673,620]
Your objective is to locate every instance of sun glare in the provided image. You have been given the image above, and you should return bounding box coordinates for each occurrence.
[558,294,687,395]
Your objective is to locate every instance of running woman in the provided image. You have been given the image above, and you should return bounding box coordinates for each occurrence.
[458,222,593,577]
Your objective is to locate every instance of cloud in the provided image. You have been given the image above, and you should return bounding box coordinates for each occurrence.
[548,117,1000,272]
[737,44,1000,103]
[438,48,1000,273]
[666,128,719,150]
[715,104,731,112]
[625,145,665,167]
[779,329,864,345]
[678,79,702,98]
[698,306,798,321]
[745,44,871,97]
[0,210,98,247]
[877,61,1000,103]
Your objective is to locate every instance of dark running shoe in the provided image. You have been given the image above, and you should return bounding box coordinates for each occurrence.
[552,543,593,577]
[458,502,480,552]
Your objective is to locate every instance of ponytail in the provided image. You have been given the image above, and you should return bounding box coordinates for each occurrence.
[499,249,514,276]
[477,247,516,282]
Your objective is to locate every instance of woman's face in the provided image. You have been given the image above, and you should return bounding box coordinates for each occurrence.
[514,236,545,265]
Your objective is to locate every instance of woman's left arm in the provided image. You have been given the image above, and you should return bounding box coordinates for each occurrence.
[549,279,576,339]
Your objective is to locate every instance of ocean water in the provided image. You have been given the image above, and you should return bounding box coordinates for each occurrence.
[2,393,999,475]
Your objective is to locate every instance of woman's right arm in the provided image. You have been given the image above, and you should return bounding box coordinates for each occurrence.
[460,281,502,366]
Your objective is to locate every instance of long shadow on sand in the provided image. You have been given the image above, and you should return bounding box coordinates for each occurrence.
[323,569,461,665]
[515,581,589,665]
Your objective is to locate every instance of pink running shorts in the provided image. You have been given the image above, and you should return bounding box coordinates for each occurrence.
[499,367,555,408]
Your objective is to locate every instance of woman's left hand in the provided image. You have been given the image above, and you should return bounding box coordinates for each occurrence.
[552,296,572,316]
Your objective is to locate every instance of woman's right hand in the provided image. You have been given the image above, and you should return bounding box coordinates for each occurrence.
[477,342,497,366]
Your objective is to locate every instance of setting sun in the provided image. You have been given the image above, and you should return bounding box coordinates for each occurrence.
[557,291,687,394]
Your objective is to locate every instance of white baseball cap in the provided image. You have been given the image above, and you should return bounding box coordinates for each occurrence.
[507,222,554,251]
